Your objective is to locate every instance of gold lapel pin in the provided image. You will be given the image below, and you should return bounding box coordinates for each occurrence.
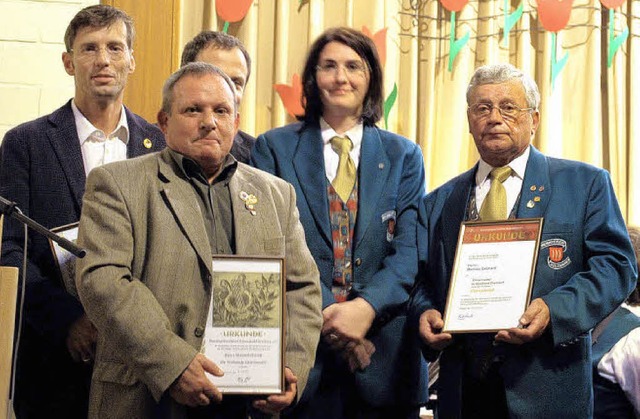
[143,138,152,149]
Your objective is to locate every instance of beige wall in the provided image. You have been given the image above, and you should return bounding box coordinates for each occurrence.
[0,0,98,141]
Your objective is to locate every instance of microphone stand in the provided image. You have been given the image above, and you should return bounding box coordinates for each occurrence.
[0,196,85,258]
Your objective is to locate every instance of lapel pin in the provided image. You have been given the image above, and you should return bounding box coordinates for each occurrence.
[530,185,537,191]
[526,200,535,208]
[539,185,545,192]
[534,196,541,202]
[378,163,384,169]
[240,191,258,215]
[143,138,152,149]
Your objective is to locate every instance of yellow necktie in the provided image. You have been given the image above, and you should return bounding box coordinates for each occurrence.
[479,166,512,221]
[330,136,356,202]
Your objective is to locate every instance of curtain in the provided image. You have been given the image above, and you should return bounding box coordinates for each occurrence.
[180,0,639,223]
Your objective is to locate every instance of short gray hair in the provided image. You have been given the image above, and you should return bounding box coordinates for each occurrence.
[466,63,540,110]
[161,62,237,115]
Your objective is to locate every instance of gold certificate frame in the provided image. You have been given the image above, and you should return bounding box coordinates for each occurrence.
[204,255,286,394]
[443,218,543,334]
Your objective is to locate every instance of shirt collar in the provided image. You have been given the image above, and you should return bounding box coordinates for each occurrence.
[476,145,531,186]
[168,148,238,186]
[72,100,129,145]
[319,117,363,150]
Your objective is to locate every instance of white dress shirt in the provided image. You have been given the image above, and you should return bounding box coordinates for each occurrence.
[475,147,530,216]
[597,303,640,418]
[72,100,129,176]
[320,117,363,182]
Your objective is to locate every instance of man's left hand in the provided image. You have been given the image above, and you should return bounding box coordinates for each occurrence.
[321,297,375,342]
[252,368,297,414]
[495,298,550,344]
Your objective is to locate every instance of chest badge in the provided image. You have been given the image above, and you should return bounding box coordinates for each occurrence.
[540,238,571,269]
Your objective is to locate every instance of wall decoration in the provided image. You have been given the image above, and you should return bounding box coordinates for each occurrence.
[216,0,253,33]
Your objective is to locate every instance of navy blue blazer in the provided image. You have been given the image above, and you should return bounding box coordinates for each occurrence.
[230,129,255,164]
[411,146,637,418]
[252,122,428,407]
[0,100,165,415]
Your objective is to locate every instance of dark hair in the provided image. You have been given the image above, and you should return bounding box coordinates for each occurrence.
[161,62,237,116]
[627,226,640,306]
[299,27,383,126]
[180,31,251,82]
[64,5,134,52]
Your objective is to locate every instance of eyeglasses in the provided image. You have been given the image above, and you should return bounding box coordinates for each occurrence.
[468,103,534,120]
[316,61,367,76]
[71,44,129,61]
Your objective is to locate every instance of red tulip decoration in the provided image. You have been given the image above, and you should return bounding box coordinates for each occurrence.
[537,0,573,32]
[599,0,629,67]
[361,26,387,68]
[274,73,304,119]
[362,26,396,129]
[439,0,470,71]
[537,0,574,88]
[216,0,253,33]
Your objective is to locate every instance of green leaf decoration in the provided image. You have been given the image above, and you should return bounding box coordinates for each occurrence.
[502,1,524,47]
[384,83,398,129]
[551,32,568,90]
[608,8,629,68]
[448,12,470,71]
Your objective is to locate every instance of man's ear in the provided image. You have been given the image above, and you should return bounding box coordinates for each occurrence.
[128,50,136,74]
[62,52,75,76]
[157,111,168,133]
[234,111,240,133]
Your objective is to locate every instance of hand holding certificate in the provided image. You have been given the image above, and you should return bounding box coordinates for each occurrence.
[442,219,543,333]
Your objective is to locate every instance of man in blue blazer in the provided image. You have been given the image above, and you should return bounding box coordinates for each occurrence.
[411,63,637,418]
[0,6,164,418]
[252,27,428,418]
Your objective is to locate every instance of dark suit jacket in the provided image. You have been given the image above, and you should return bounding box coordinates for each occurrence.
[230,129,255,164]
[0,100,165,416]
[252,122,429,407]
[411,146,637,418]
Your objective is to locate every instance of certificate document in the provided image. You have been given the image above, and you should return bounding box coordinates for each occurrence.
[49,222,79,298]
[203,256,285,394]
[443,219,543,333]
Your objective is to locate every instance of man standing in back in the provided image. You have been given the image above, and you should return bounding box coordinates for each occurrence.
[181,31,255,163]
[0,5,164,417]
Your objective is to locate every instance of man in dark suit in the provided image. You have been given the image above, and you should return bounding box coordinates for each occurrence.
[411,63,637,418]
[0,5,164,418]
[181,31,255,163]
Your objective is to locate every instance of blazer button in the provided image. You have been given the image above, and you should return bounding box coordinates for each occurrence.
[194,327,204,337]
[355,258,362,267]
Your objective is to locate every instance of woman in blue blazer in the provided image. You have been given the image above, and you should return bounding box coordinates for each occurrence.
[252,27,428,418]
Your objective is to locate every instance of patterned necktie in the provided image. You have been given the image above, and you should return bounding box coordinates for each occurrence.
[330,136,356,202]
[479,166,512,221]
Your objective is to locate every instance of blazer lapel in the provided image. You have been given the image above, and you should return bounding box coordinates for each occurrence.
[125,106,162,157]
[46,101,87,209]
[441,168,475,268]
[157,150,213,277]
[354,126,390,249]
[292,126,332,246]
[516,146,551,219]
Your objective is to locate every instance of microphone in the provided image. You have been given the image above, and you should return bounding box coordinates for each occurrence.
[0,195,86,258]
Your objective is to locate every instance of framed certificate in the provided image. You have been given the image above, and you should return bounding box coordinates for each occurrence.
[443,218,543,333]
[203,256,286,394]
[48,222,79,298]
